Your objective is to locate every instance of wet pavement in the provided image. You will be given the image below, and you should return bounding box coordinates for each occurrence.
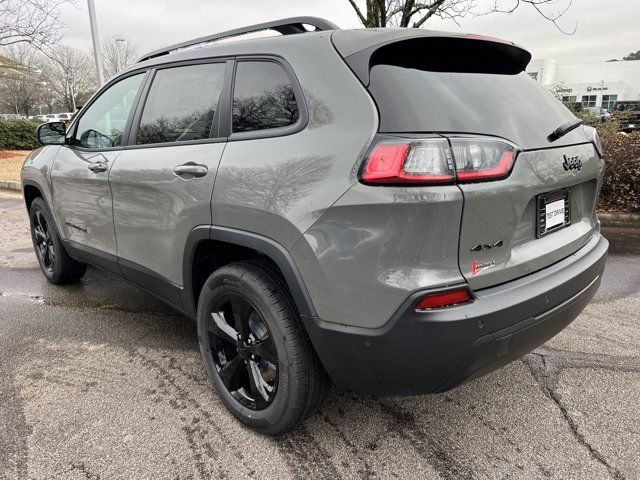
[1,189,638,480]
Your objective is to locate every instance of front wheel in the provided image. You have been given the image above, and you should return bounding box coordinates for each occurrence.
[197,261,329,435]
[29,197,86,283]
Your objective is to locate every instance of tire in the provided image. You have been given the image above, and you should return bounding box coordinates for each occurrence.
[197,260,329,435]
[29,197,87,284]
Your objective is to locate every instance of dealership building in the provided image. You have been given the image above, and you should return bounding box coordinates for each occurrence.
[526,58,640,110]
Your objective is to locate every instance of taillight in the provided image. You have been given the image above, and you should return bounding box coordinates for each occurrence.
[361,137,519,185]
[415,288,472,311]
[450,138,518,182]
[583,125,604,157]
[361,139,455,184]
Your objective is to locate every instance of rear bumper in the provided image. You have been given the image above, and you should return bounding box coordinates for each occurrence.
[302,234,608,395]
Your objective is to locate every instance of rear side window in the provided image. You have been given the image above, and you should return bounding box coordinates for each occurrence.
[137,63,226,144]
[232,61,299,133]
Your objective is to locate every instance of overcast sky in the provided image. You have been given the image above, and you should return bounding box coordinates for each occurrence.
[57,0,638,64]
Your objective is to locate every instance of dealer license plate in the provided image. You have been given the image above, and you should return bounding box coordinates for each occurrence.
[536,190,570,238]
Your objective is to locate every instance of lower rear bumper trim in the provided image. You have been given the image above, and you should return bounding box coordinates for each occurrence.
[302,234,608,395]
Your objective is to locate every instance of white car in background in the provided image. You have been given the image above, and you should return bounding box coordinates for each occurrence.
[585,107,611,121]
[0,113,25,120]
[57,112,74,123]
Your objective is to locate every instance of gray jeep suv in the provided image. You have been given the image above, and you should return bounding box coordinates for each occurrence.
[22,17,608,434]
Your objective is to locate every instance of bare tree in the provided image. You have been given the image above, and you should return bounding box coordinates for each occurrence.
[0,0,73,50]
[623,50,640,61]
[0,44,45,115]
[42,45,97,111]
[99,35,138,79]
[347,0,576,34]
[549,81,570,101]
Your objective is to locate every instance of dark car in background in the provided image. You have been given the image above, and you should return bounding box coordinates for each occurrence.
[614,101,640,132]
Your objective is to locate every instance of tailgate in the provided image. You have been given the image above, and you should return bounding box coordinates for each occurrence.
[457,143,603,290]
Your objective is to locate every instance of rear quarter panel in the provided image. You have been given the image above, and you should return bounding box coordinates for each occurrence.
[291,184,465,329]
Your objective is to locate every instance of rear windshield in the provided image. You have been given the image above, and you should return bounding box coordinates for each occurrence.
[368,66,584,149]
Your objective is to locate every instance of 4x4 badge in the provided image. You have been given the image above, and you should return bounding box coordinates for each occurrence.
[470,240,503,252]
[562,154,582,172]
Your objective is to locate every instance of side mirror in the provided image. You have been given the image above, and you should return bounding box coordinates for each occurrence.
[36,121,67,145]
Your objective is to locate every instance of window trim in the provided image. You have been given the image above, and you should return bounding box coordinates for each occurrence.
[581,95,597,108]
[226,55,308,142]
[67,69,151,152]
[601,94,617,110]
[65,54,307,152]
[126,58,232,149]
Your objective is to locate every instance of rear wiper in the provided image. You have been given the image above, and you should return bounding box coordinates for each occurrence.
[547,118,584,142]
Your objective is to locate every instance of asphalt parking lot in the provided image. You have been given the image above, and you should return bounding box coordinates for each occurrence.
[1,189,639,480]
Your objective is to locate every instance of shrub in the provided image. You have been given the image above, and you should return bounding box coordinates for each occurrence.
[0,119,41,150]
[567,106,639,213]
[598,130,640,213]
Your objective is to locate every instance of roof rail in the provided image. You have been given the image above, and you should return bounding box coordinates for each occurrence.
[137,16,339,63]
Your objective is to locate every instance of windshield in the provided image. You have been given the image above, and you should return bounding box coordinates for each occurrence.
[368,65,585,149]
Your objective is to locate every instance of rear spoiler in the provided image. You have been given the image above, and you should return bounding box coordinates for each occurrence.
[332,30,531,86]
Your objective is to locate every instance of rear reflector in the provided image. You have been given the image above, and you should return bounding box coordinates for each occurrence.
[415,288,472,311]
[361,137,519,185]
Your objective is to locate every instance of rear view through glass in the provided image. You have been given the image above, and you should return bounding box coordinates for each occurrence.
[366,38,583,150]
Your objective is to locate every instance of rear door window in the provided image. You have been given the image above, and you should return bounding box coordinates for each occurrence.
[232,61,299,133]
[137,63,226,144]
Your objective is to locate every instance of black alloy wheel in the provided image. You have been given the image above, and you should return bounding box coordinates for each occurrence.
[29,197,87,284]
[197,261,329,435]
[33,210,56,272]
[206,293,279,410]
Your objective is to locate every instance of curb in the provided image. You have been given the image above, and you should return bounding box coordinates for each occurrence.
[0,180,21,191]
[598,212,640,229]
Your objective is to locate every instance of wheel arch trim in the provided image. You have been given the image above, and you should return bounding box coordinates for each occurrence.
[182,225,317,318]
[21,179,45,208]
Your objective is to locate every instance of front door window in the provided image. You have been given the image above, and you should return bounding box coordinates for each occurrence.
[74,73,144,149]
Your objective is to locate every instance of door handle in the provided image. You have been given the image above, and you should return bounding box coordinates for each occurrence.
[173,163,208,178]
[88,162,108,173]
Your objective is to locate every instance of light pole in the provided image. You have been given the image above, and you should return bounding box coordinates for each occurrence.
[115,37,126,73]
[87,0,105,86]
[67,76,77,112]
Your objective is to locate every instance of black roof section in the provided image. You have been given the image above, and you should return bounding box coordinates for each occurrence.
[137,16,339,63]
